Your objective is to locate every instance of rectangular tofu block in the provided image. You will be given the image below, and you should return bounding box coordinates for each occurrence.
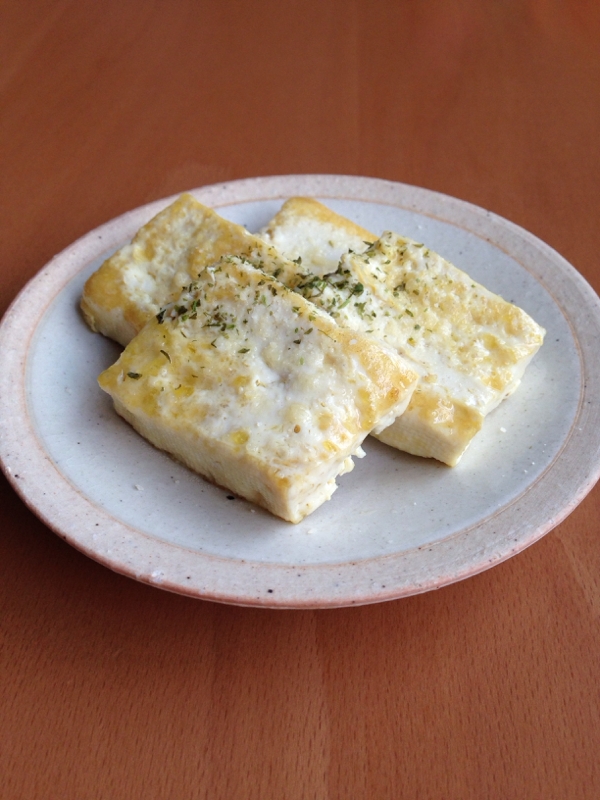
[81,193,291,346]
[98,257,419,523]
[259,196,376,275]
[260,198,545,465]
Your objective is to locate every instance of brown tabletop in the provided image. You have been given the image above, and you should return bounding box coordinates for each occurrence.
[2,2,600,798]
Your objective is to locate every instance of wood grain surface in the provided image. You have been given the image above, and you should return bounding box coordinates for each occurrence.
[2,1,600,798]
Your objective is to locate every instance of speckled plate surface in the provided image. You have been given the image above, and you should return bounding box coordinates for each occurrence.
[1,175,600,608]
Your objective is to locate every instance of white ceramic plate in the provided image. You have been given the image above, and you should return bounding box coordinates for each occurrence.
[2,175,600,608]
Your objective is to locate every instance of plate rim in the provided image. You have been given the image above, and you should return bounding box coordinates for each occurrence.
[2,173,600,608]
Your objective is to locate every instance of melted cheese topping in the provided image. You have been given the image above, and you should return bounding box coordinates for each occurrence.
[98,257,419,522]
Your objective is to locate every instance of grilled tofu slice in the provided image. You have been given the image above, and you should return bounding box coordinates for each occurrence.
[98,256,419,523]
[259,196,376,275]
[81,193,291,346]
[260,199,545,465]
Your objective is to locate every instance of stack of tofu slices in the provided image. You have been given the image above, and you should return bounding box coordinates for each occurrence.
[83,193,545,523]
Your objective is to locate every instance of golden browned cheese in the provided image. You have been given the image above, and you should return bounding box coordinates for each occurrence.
[98,257,419,523]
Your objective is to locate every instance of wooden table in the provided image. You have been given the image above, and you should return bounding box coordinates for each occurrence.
[2,2,600,797]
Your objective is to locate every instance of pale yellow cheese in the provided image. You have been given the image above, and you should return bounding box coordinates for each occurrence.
[260,198,545,465]
[98,257,419,523]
